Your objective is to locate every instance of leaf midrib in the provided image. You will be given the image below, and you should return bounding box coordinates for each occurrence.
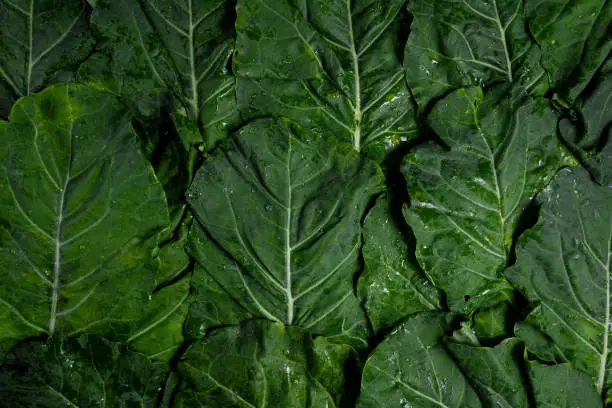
[284,134,294,324]
[26,0,33,95]
[137,0,225,121]
[600,229,611,395]
[469,97,507,258]
[459,0,516,82]
[576,207,611,395]
[49,116,74,335]
[261,0,407,151]
[345,0,362,151]
[187,0,199,119]
[21,0,85,96]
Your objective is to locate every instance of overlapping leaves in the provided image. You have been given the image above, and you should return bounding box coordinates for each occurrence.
[404,0,546,109]
[234,0,417,161]
[402,86,574,312]
[186,118,383,346]
[80,0,239,150]
[0,0,610,406]
[359,312,604,407]
[506,167,611,398]
[175,320,355,407]
[0,335,166,407]
[0,0,94,117]
[0,84,169,354]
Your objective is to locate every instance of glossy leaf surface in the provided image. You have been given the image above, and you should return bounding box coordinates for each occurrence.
[404,0,545,109]
[506,166,612,397]
[81,0,238,149]
[127,277,191,361]
[0,0,93,117]
[559,57,612,185]
[0,335,166,407]
[187,118,383,346]
[402,86,574,312]
[446,338,529,407]
[175,320,351,407]
[234,0,417,160]
[0,84,169,353]
[358,196,442,333]
[358,312,482,407]
[526,0,611,101]
[529,363,604,408]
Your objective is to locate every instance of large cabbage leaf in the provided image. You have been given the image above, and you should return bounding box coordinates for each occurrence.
[186,118,383,346]
[233,0,417,161]
[404,0,546,109]
[526,0,611,102]
[0,0,94,117]
[0,335,167,407]
[80,0,238,150]
[0,84,169,353]
[506,166,611,397]
[175,320,354,407]
[402,86,574,312]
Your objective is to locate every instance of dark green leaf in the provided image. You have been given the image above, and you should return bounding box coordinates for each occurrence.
[157,212,192,285]
[402,86,574,312]
[81,0,239,149]
[471,302,514,341]
[529,362,604,408]
[310,338,357,407]
[559,57,612,185]
[404,0,545,109]
[513,321,568,364]
[185,260,258,338]
[506,166,611,397]
[0,0,94,117]
[187,118,384,346]
[448,336,604,407]
[126,276,191,362]
[526,0,611,101]
[175,320,347,407]
[446,338,529,407]
[358,196,442,333]
[0,335,166,407]
[0,84,169,354]
[358,312,482,407]
[234,0,417,161]
[160,371,181,408]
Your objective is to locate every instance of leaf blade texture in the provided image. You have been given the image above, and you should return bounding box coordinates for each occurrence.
[559,57,612,185]
[81,0,239,149]
[0,335,167,407]
[402,86,574,312]
[358,195,443,333]
[446,338,530,407]
[404,0,545,109]
[175,320,351,407]
[126,276,191,361]
[0,0,94,117]
[186,118,384,346]
[0,83,169,353]
[447,335,604,407]
[506,166,612,397]
[358,312,482,407]
[526,0,611,101]
[234,0,418,161]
